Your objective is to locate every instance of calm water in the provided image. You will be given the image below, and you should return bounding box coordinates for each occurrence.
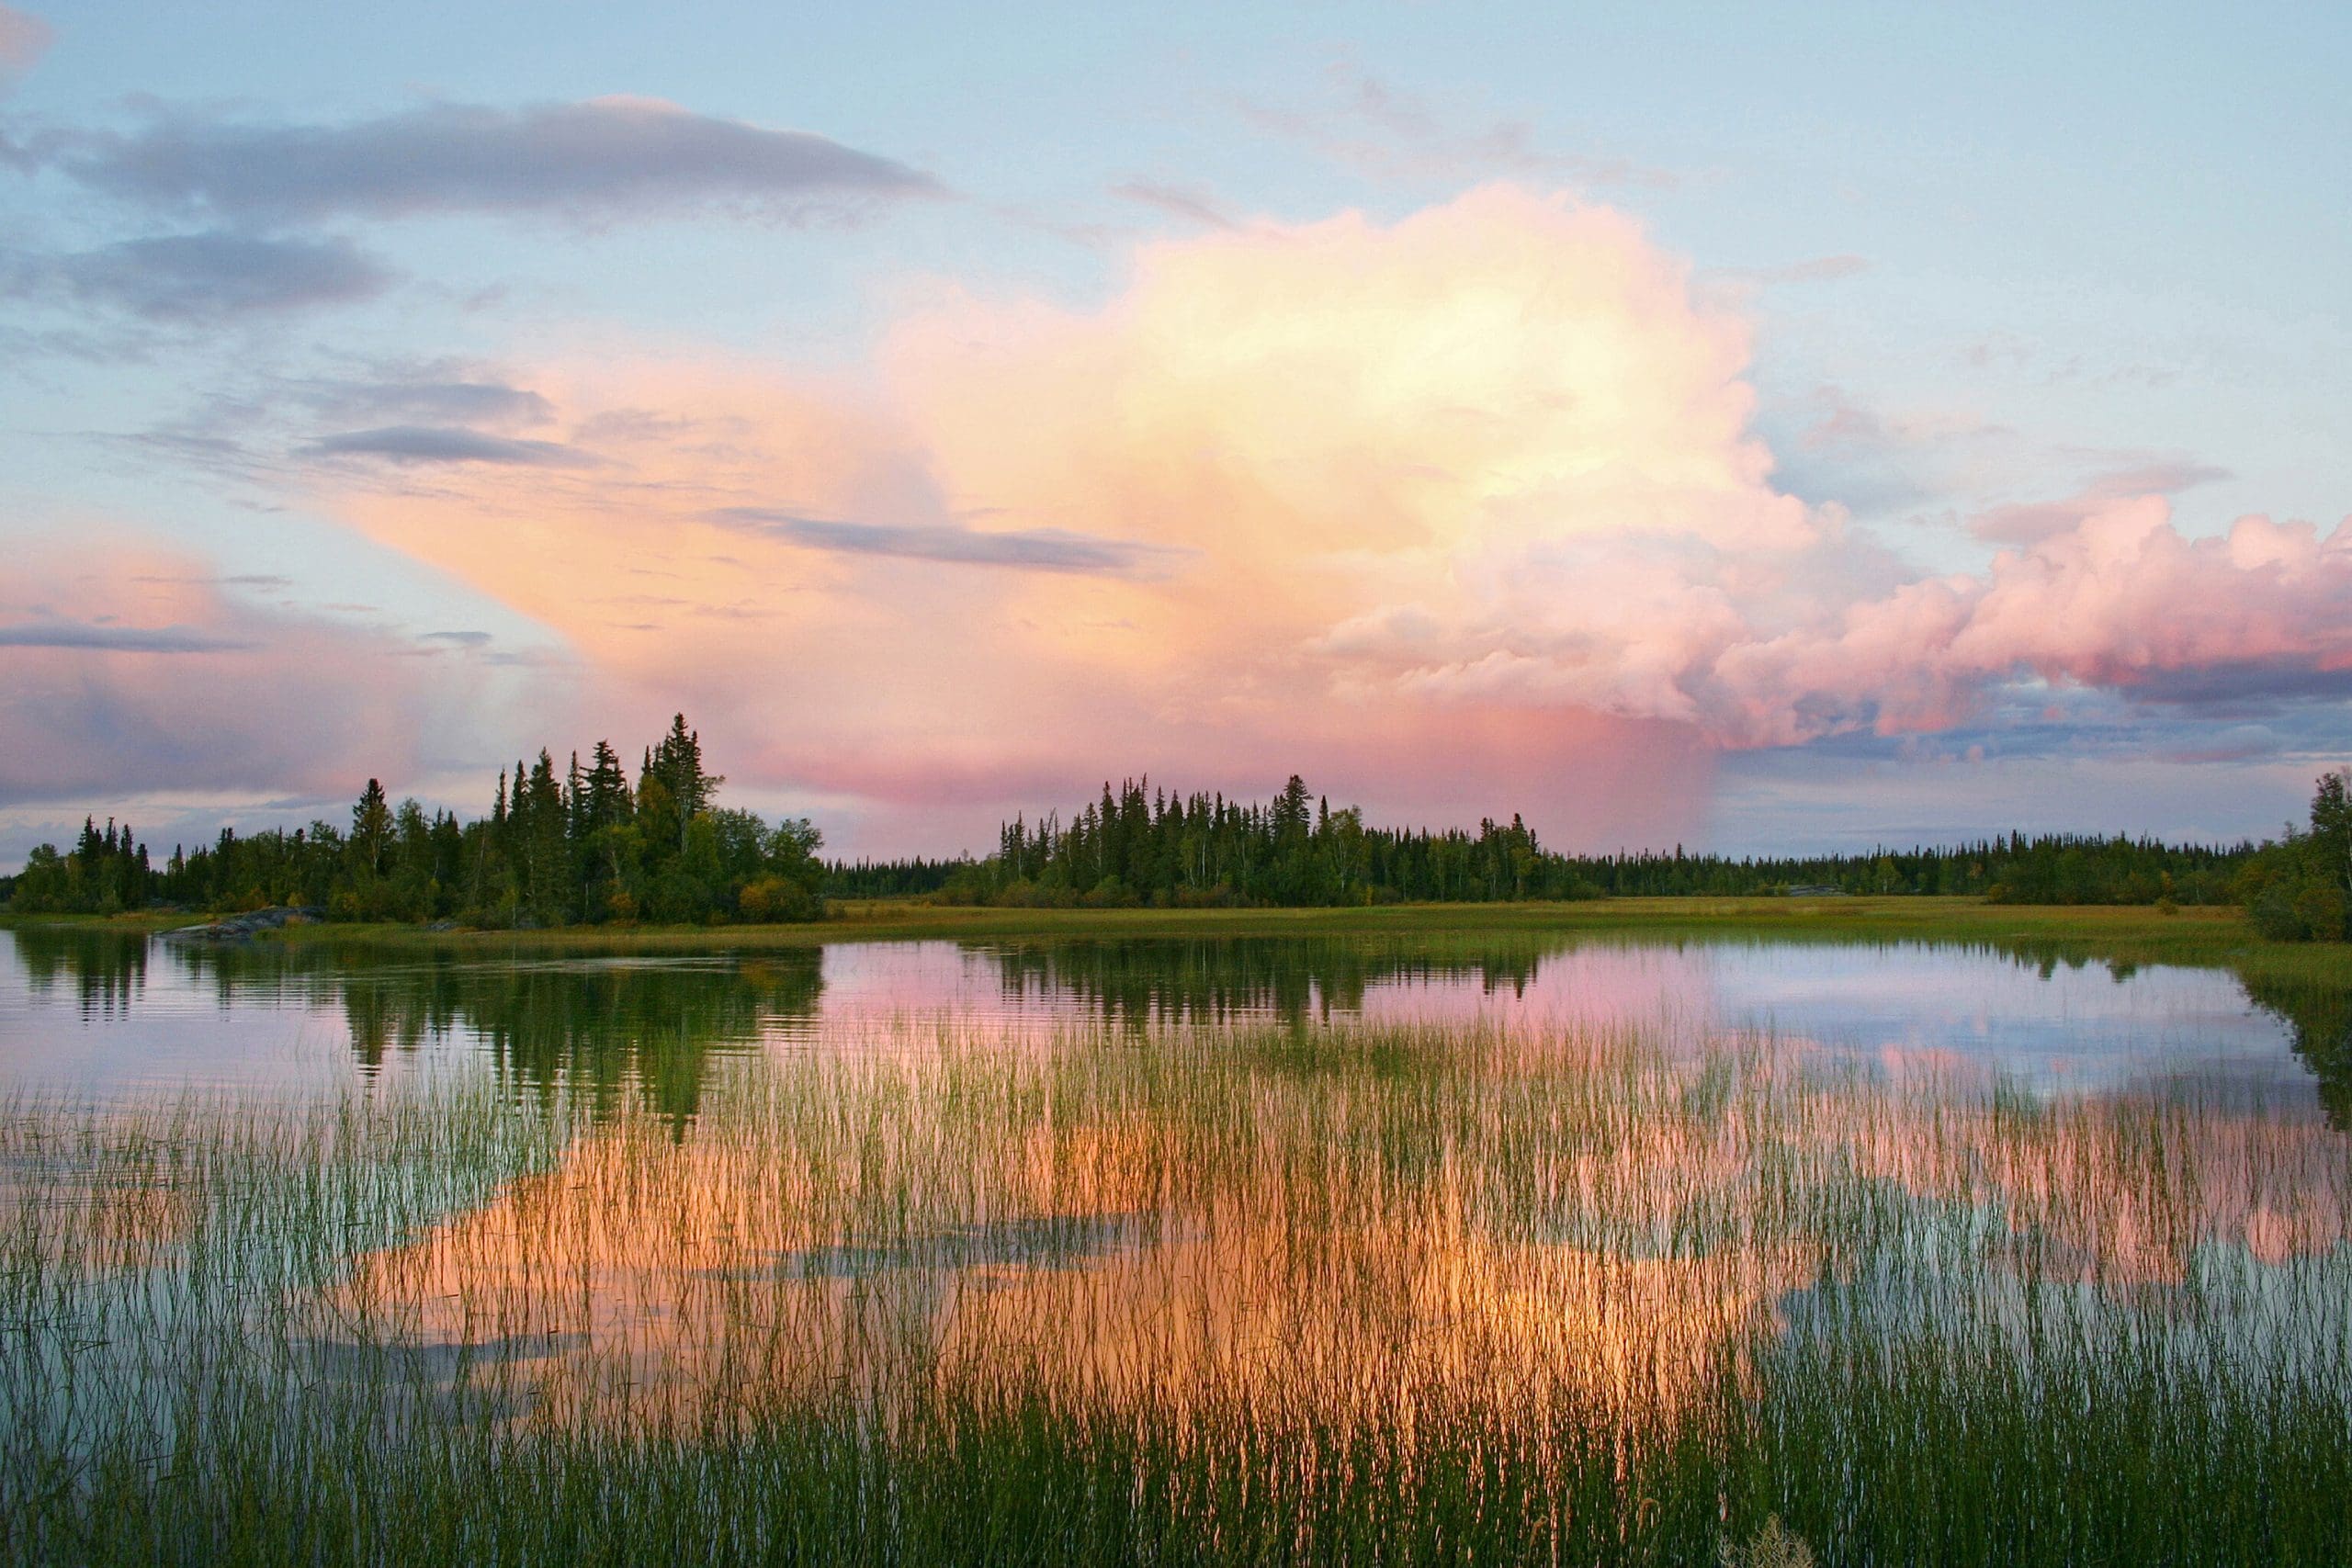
[0,924,2329,1113]
[7,921,2351,1561]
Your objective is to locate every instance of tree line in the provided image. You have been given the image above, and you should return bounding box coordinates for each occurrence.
[6,737,2346,941]
[2236,770,2352,942]
[829,768,2351,939]
[5,716,826,927]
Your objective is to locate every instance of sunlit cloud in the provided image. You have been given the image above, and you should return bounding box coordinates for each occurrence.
[83,181,2346,852]
[0,536,571,803]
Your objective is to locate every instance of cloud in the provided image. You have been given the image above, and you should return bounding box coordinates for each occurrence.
[31,96,944,225]
[715,509,1187,577]
[25,231,394,320]
[303,369,554,430]
[304,424,594,467]
[267,185,2348,853]
[1715,254,1871,287]
[0,537,569,803]
[1107,181,1239,231]
[1233,66,1675,192]
[0,618,256,652]
[0,5,50,78]
[1704,501,2352,745]
[1968,457,2230,545]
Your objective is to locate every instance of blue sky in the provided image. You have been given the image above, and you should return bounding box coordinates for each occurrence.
[2,2,2347,863]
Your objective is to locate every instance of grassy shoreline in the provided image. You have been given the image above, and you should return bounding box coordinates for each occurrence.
[6,893,2335,973]
[0,891,2263,943]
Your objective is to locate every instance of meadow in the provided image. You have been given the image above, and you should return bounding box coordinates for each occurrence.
[6,992,2348,1563]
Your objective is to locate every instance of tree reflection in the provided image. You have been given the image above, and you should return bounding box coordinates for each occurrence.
[8,926,148,1020]
[163,942,825,1123]
[975,935,1553,1027]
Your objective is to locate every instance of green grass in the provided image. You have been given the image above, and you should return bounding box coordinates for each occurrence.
[5,1009,2347,1564]
[5,891,2324,975]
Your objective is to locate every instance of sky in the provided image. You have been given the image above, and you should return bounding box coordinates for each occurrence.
[1,1,2347,866]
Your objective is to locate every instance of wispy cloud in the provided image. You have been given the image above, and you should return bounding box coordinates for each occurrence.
[714,509,1186,578]
[1,539,572,805]
[1968,458,2232,545]
[18,231,394,320]
[1713,254,1871,287]
[0,618,256,653]
[1108,180,1239,231]
[26,96,945,225]
[1232,65,1675,191]
[303,424,595,468]
[0,5,50,79]
[300,368,554,430]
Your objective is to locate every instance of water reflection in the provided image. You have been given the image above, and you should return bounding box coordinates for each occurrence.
[978,935,1545,1023]
[288,1023,2348,1439]
[1,924,2342,1120]
[11,925,150,1021]
[1,931,824,1119]
[7,924,2349,1545]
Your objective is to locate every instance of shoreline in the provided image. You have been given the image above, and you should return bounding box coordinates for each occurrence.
[6,896,2340,995]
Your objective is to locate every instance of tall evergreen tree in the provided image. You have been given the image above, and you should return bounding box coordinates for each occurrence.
[351,779,392,875]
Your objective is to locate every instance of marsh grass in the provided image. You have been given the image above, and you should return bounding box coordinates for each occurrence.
[4,1014,2348,1564]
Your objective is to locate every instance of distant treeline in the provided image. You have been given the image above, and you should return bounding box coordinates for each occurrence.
[8,739,2348,940]
[5,716,826,927]
[828,770,2352,940]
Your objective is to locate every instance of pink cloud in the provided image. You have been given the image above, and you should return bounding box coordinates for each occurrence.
[0,535,568,804]
[1715,501,2352,743]
[1967,458,2229,546]
[249,185,2348,851]
[0,5,48,76]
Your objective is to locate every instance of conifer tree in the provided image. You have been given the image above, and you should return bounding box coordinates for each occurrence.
[351,779,391,875]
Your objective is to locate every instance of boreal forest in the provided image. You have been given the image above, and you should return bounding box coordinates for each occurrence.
[839,769,2346,935]
[7,727,2348,942]
[6,716,825,927]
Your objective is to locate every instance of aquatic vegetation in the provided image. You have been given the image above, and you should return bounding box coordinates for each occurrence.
[3,1010,2347,1563]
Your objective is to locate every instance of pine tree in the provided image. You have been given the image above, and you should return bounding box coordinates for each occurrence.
[351,779,392,874]
[648,714,722,854]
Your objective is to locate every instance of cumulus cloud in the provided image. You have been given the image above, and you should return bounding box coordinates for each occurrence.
[1681,500,2352,746]
[26,231,393,320]
[303,424,594,467]
[29,96,943,225]
[1967,458,2230,545]
[254,185,2348,851]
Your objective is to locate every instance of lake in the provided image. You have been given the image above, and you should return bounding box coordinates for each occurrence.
[0,924,2326,1109]
[5,921,2348,1562]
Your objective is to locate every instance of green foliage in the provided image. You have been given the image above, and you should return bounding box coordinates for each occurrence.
[2234,768,2352,942]
[8,714,825,930]
[831,773,2272,910]
[6,816,152,914]
[1722,1516,1817,1568]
